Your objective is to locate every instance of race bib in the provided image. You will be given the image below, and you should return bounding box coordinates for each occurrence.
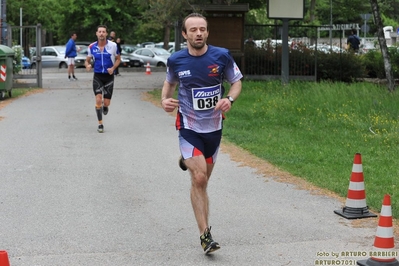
[192,84,221,110]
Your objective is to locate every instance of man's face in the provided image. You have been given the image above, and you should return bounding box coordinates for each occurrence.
[72,34,77,40]
[182,17,208,50]
[96,27,107,41]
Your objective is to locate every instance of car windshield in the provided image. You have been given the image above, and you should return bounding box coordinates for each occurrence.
[55,46,66,54]
[153,48,170,55]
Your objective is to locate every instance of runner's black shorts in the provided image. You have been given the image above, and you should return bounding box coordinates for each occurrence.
[178,128,222,163]
[93,73,114,99]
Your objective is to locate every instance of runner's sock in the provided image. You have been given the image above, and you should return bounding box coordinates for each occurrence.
[95,105,102,122]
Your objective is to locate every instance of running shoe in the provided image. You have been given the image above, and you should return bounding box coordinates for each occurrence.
[200,227,220,254]
[97,124,104,133]
[73,76,78,80]
[179,156,187,171]
[103,106,109,115]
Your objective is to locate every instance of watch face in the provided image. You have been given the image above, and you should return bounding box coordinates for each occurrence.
[228,96,234,102]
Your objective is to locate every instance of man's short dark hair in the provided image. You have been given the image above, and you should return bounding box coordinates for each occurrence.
[181,13,208,33]
[97,25,108,32]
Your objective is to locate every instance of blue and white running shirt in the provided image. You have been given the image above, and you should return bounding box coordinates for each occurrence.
[166,45,243,133]
[88,40,119,74]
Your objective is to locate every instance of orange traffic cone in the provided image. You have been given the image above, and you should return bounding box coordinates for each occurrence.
[0,250,10,266]
[145,62,151,75]
[334,153,377,219]
[357,194,399,266]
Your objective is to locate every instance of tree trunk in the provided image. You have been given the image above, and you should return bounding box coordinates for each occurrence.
[309,0,316,22]
[163,24,171,50]
[370,0,395,92]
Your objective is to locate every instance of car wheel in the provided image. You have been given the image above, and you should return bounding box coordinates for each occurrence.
[60,62,68,69]
[157,62,166,67]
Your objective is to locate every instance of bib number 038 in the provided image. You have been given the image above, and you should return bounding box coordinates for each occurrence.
[192,84,221,111]
[196,96,219,110]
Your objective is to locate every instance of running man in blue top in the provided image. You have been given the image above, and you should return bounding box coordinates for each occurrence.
[85,25,121,133]
[161,13,242,254]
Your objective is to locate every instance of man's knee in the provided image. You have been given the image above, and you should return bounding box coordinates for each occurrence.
[191,172,208,188]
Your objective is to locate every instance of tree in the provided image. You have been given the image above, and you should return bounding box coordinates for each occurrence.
[370,0,395,91]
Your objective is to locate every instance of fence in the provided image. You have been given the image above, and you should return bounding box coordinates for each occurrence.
[7,24,42,88]
[242,24,320,81]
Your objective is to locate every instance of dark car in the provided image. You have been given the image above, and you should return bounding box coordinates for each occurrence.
[74,47,92,68]
[119,50,144,68]
[120,44,139,54]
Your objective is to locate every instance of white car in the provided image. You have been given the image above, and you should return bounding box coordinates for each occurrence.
[31,46,69,69]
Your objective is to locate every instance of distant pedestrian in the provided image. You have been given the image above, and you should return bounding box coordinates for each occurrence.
[85,25,121,133]
[65,32,79,81]
[347,29,360,52]
[115,37,122,76]
[109,31,116,42]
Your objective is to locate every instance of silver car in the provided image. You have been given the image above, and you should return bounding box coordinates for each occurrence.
[31,46,68,69]
[132,47,170,67]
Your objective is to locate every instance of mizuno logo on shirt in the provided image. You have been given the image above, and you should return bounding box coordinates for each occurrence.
[194,88,221,98]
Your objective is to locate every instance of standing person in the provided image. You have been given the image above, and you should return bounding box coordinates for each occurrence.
[65,32,79,81]
[161,13,242,254]
[115,37,122,76]
[109,31,116,42]
[347,29,361,52]
[85,25,121,133]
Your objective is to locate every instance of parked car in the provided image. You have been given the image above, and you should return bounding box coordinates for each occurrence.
[21,56,31,69]
[132,47,170,67]
[138,42,155,48]
[155,42,175,50]
[31,46,68,69]
[119,50,144,67]
[75,41,92,46]
[12,45,31,69]
[74,47,91,68]
[168,45,187,54]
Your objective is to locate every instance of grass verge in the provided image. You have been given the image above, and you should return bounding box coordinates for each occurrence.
[147,80,399,219]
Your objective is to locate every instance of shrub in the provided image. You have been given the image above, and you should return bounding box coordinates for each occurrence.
[12,46,23,74]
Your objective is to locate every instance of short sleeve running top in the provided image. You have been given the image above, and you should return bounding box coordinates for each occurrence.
[88,40,119,74]
[166,45,243,133]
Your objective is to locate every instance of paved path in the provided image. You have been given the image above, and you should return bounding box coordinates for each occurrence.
[0,69,384,265]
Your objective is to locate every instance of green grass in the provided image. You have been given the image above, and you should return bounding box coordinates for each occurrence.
[148,81,399,217]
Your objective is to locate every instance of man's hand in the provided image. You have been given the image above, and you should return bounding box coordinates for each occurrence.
[107,68,114,75]
[214,98,231,112]
[85,64,92,72]
[161,98,179,112]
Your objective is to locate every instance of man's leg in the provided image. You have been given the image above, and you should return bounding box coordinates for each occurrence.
[102,79,114,115]
[68,64,72,79]
[93,75,104,132]
[185,155,213,234]
[71,62,77,80]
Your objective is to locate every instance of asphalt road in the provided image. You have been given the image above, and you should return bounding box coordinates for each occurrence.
[0,68,386,265]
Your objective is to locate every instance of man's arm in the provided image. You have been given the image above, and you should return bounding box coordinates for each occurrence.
[107,54,121,75]
[161,80,179,112]
[215,79,242,112]
[85,55,92,71]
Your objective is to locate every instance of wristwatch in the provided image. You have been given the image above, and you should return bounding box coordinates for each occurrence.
[226,95,234,105]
